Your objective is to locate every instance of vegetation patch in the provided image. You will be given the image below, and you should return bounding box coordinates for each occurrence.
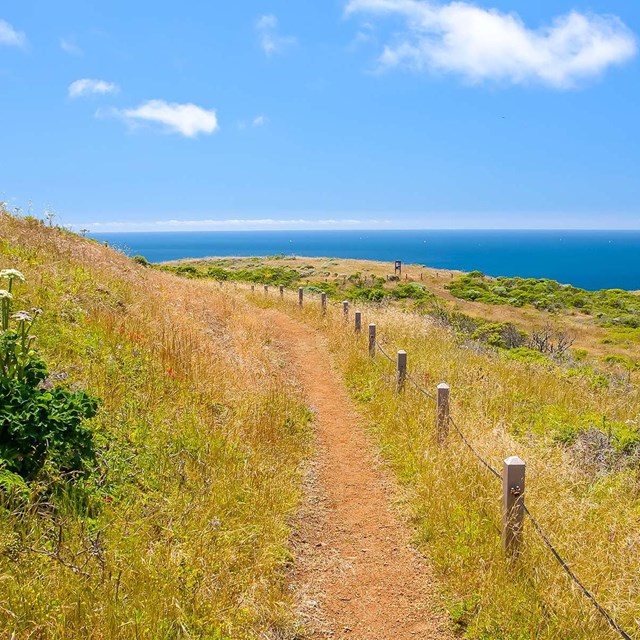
[447,271,640,328]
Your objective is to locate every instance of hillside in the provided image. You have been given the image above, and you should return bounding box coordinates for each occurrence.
[0,214,312,638]
[2,213,640,639]
[163,254,640,367]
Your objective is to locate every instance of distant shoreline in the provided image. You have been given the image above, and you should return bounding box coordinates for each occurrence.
[92,229,640,291]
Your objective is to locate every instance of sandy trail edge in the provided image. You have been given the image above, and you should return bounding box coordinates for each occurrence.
[263,308,453,639]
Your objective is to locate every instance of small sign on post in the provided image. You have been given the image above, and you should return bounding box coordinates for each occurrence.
[397,350,407,392]
[394,260,402,277]
[503,456,526,557]
[298,287,304,307]
[343,300,349,320]
[355,311,362,334]
[436,383,450,444]
[368,324,376,358]
[279,285,284,298]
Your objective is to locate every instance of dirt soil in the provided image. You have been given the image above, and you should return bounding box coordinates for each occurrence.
[264,308,453,640]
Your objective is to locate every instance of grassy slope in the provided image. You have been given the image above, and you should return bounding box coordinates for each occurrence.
[250,287,640,640]
[164,255,640,363]
[0,215,311,639]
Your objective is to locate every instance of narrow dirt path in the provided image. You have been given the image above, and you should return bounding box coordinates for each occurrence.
[263,308,453,640]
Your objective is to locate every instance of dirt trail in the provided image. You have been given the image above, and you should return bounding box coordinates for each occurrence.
[264,308,452,640]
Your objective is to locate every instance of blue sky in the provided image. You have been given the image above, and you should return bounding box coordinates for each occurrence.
[1,0,639,231]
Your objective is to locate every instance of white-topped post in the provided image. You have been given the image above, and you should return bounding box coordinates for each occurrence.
[503,456,526,557]
[436,383,450,444]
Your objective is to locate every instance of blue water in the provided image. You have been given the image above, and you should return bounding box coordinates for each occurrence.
[91,230,640,291]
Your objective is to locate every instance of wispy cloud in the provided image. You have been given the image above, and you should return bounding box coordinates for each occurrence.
[346,0,637,88]
[252,115,268,127]
[69,78,119,98]
[0,19,26,48]
[79,218,392,232]
[109,100,219,138]
[256,14,297,56]
[60,38,83,56]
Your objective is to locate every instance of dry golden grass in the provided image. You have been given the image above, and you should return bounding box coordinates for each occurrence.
[0,215,311,639]
[251,285,640,639]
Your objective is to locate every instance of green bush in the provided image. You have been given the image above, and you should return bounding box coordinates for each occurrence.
[0,269,99,481]
[446,273,640,327]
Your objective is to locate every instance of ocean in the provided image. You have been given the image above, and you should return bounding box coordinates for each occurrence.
[91,230,640,292]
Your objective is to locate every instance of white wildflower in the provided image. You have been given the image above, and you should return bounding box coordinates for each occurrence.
[0,290,12,300]
[0,269,25,282]
[12,311,32,322]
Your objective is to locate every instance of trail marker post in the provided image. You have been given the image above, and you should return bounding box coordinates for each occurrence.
[298,287,304,307]
[279,285,284,299]
[321,292,327,316]
[355,311,362,334]
[368,324,376,358]
[397,350,407,392]
[343,300,349,320]
[502,456,526,558]
[264,284,268,295]
[251,285,255,293]
[436,383,450,444]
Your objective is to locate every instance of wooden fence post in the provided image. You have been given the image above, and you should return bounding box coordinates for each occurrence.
[264,284,268,295]
[251,285,255,293]
[343,300,349,320]
[436,383,450,443]
[397,350,407,392]
[321,292,327,315]
[368,324,376,358]
[355,311,362,334]
[279,285,284,299]
[298,287,304,307]
[502,456,526,557]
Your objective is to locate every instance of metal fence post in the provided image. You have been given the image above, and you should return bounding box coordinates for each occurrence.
[368,324,376,358]
[503,456,526,557]
[355,311,362,334]
[436,383,450,444]
[298,287,304,307]
[397,350,407,392]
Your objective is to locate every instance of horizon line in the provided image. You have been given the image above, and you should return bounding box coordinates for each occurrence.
[86,227,640,233]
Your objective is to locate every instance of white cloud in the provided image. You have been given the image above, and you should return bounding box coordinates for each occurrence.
[346,0,637,88]
[252,115,268,127]
[256,14,297,55]
[112,100,219,138]
[0,19,26,48]
[69,78,119,98]
[60,38,83,56]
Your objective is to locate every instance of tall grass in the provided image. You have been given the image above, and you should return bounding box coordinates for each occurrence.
[253,286,640,639]
[0,215,311,639]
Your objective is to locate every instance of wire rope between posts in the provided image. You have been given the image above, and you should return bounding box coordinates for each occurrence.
[522,504,633,640]
[375,340,395,364]
[447,415,502,481]
[404,370,437,402]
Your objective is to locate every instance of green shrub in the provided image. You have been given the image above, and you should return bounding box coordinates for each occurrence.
[133,255,150,267]
[446,272,640,327]
[0,269,99,481]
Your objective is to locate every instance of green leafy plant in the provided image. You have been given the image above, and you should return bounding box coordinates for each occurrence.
[0,269,99,481]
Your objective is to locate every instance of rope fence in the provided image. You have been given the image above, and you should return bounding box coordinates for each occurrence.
[245,282,634,640]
